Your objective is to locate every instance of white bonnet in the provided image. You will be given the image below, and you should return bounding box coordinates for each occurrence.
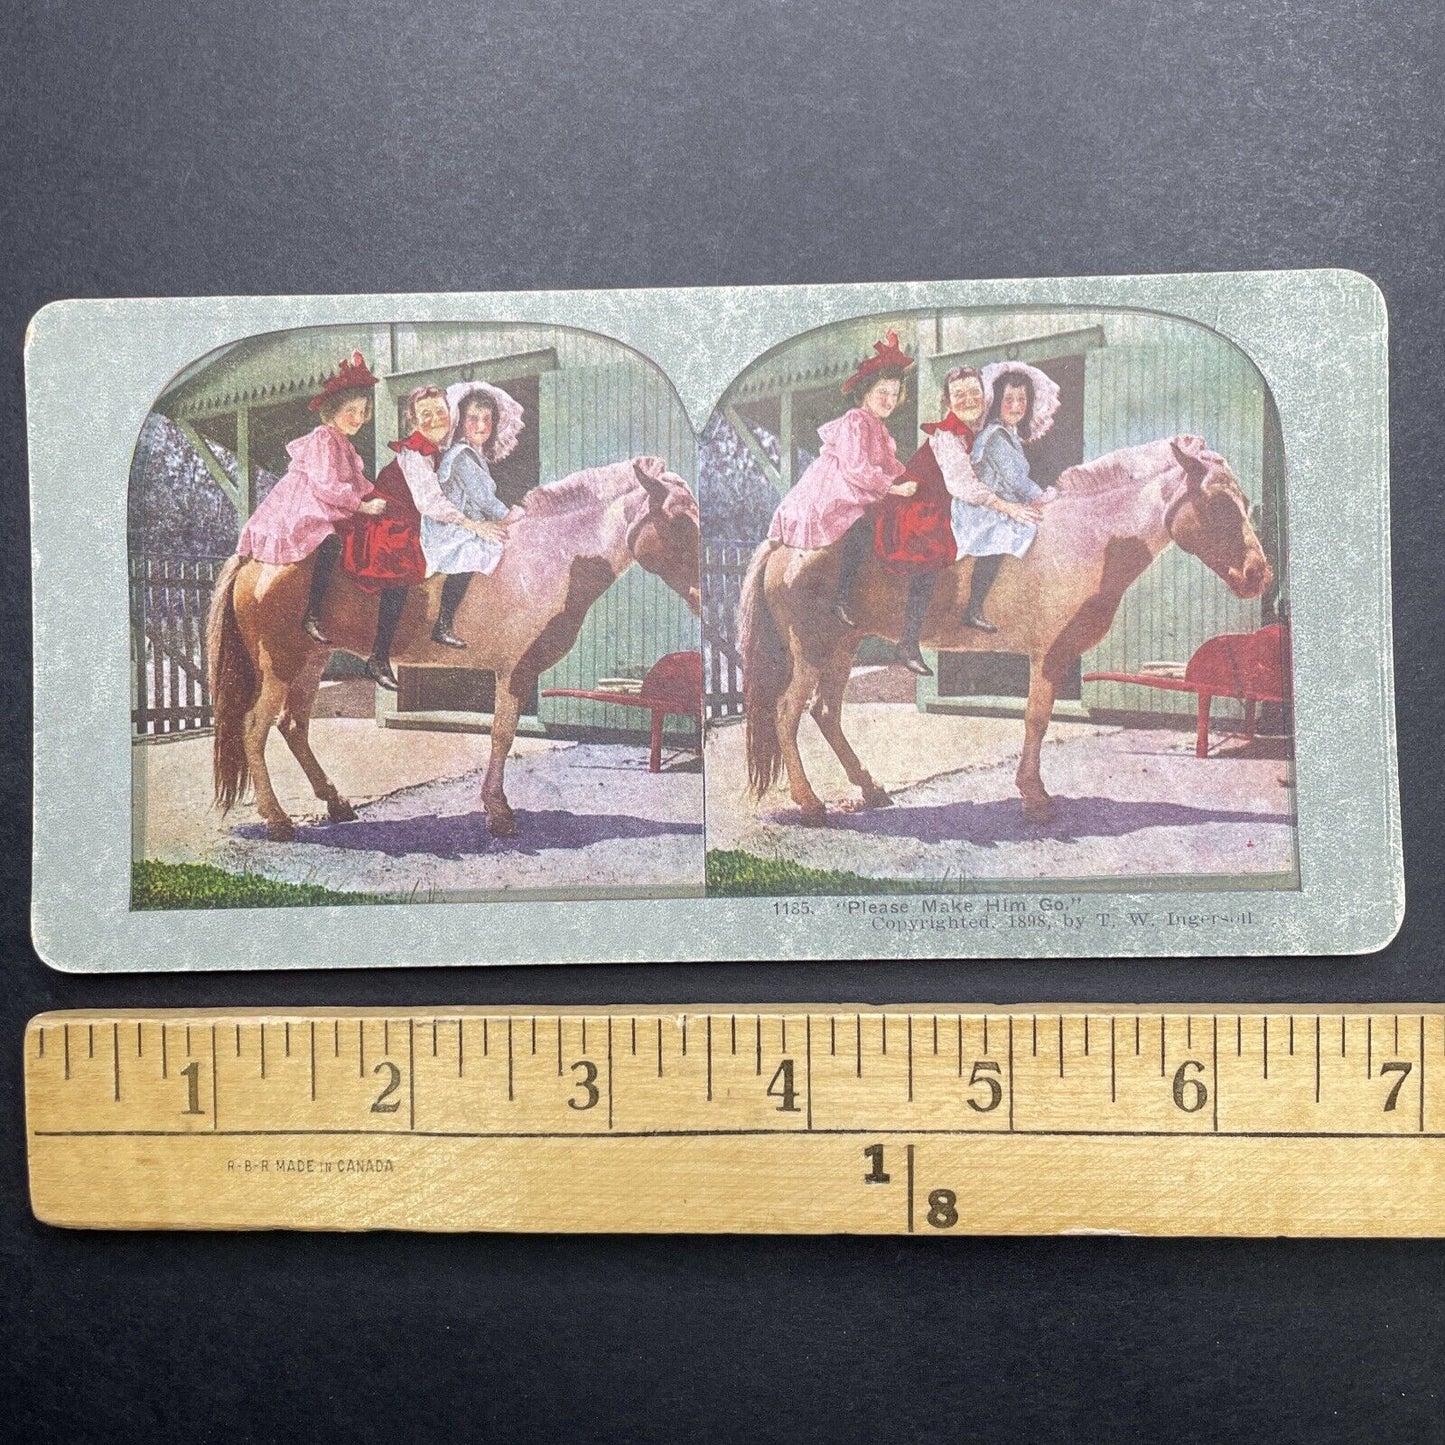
[444,380,525,463]
[980,361,1062,442]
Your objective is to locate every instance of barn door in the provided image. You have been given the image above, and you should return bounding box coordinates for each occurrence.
[392,371,544,720]
[934,352,1088,705]
[536,362,700,742]
[1079,338,1266,721]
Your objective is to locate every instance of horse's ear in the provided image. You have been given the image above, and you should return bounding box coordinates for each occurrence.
[635,456,671,507]
[1171,436,1209,488]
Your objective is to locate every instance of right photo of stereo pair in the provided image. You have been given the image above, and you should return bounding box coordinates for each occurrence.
[700,304,1297,897]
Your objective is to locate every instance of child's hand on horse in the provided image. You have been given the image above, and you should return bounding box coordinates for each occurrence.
[469,519,508,543]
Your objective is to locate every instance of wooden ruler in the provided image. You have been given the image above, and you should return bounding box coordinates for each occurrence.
[25,1006,1445,1236]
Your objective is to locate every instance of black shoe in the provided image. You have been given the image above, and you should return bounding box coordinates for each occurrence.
[831,601,857,629]
[895,642,933,676]
[962,608,998,633]
[431,622,467,648]
[365,655,399,691]
[303,615,332,645]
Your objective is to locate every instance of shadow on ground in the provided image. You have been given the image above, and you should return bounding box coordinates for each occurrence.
[235,808,701,860]
[801,794,1295,848]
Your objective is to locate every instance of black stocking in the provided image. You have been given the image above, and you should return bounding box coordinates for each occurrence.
[900,572,939,650]
[836,521,870,607]
[439,572,472,625]
[966,553,1004,614]
[305,534,340,623]
[371,587,406,661]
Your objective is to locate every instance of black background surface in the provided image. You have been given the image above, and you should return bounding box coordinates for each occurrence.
[3,1,1442,1439]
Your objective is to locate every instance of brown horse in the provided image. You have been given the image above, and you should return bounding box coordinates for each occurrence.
[207,457,701,840]
[739,435,1273,825]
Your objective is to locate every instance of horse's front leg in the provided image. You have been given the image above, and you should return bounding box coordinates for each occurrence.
[1017,661,1058,823]
[277,654,356,823]
[243,673,296,841]
[810,645,890,809]
[481,675,523,837]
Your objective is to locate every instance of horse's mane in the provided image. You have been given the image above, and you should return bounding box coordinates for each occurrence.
[1054,437,1183,498]
[519,459,641,517]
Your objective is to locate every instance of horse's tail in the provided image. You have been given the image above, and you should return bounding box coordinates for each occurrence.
[206,555,257,812]
[739,541,790,797]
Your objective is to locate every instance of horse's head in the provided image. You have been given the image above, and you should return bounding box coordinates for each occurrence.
[629,457,702,615]
[1165,437,1273,599]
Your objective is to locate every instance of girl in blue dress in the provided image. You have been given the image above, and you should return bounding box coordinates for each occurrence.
[952,363,1062,631]
[423,381,527,646]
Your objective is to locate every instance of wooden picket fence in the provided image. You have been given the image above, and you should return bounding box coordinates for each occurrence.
[130,556,227,737]
[131,546,755,736]
[701,541,753,722]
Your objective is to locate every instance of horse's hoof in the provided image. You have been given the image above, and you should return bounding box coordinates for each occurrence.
[327,799,357,823]
[1021,797,1056,825]
[861,786,893,809]
[265,819,296,843]
[799,806,829,828]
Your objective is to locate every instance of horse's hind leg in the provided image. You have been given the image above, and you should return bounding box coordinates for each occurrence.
[777,654,828,826]
[243,671,297,842]
[277,654,356,823]
[810,647,891,809]
[1017,662,1058,823]
[479,676,522,838]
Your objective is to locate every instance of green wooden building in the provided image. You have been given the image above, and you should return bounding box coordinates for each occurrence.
[720,305,1287,725]
[146,320,699,743]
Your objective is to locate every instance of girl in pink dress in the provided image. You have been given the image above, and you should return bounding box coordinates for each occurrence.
[235,351,384,642]
[766,331,916,625]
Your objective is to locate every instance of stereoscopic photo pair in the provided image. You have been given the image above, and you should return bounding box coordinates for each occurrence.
[27,274,1399,966]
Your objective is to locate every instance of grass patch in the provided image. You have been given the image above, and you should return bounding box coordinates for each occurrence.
[132,860,383,910]
[705,849,899,897]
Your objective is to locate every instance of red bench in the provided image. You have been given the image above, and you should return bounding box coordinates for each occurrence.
[542,650,703,773]
[1083,624,1291,758]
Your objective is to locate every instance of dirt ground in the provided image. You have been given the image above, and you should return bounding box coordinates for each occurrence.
[135,673,1295,898]
[704,700,1297,887]
[135,717,703,900]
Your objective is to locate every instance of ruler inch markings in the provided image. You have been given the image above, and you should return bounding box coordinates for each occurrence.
[1007,1015,1015,1132]
[26,1006,1445,1237]
[805,1014,813,1130]
[1212,1015,1220,1133]
[37,1125,1445,1142]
